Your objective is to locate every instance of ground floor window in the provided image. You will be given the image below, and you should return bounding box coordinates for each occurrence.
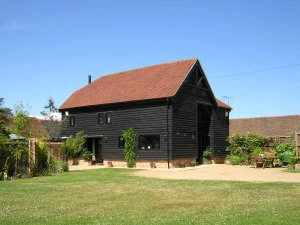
[139,135,160,150]
[118,136,125,148]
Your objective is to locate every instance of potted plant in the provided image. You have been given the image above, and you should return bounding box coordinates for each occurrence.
[150,162,156,168]
[190,160,196,167]
[82,149,93,166]
[203,149,212,164]
[178,161,185,168]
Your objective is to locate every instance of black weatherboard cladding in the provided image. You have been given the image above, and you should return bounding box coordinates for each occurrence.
[172,63,229,159]
[62,101,172,160]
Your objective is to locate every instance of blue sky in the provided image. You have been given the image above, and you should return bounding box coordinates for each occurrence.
[0,0,299,119]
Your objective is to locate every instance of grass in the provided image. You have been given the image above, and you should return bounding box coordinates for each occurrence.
[284,169,300,173]
[0,169,299,225]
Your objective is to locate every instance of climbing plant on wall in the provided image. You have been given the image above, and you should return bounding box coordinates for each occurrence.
[122,128,136,168]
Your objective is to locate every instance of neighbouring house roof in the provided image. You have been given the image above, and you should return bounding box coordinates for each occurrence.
[9,134,25,140]
[60,58,231,110]
[7,116,61,140]
[230,115,300,137]
[216,99,231,110]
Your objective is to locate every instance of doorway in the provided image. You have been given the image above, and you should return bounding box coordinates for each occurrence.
[87,138,103,163]
[197,104,212,164]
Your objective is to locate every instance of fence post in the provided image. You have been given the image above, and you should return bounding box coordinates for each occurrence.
[28,139,31,174]
[296,131,299,169]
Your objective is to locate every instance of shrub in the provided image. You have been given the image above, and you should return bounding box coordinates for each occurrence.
[203,149,212,159]
[65,131,86,158]
[82,149,93,161]
[227,133,269,164]
[49,159,68,173]
[229,155,248,165]
[178,161,185,168]
[122,128,136,168]
[273,144,295,165]
[62,162,69,172]
[190,160,196,167]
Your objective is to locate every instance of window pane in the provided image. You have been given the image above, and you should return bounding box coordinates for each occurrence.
[106,112,112,124]
[98,113,105,124]
[69,116,75,127]
[139,135,160,150]
[119,136,125,148]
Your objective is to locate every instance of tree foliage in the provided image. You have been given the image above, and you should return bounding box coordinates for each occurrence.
[7,103,30,176]
[0,98,10,141]
[8,102,30,137]
[122,128,136,168]
[41,97,64,140]
[227,133,269,156]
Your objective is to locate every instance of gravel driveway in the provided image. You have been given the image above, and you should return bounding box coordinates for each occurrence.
[134,164,300,183]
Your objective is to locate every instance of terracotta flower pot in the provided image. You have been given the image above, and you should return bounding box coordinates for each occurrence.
[150,162,156,168]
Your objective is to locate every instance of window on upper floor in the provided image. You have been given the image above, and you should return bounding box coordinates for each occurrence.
[98,112,112,125]
[106,112,112,124]
[98,113,105,125]
[69,116,75,127]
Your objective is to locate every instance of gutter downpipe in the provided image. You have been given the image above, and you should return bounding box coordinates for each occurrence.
[167,98,170,169]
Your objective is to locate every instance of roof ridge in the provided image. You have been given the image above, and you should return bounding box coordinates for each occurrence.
[231,114,300,120]
[94,58,198,81]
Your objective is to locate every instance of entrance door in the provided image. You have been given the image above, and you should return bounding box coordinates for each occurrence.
[197,104,212,164]
[94,138,103,162]
[87,138,103,163]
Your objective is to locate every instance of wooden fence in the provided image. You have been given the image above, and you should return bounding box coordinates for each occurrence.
[296,132,300,165]
[0,139,64,174]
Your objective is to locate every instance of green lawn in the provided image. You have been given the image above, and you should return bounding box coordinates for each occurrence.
[284,169,300,173]
[0,169,299,225]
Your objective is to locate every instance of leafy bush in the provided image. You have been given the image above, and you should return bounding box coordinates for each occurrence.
[122,128,136,168]
[178,161,185,168]
[36,140,48,172]
[82,149,93,161]
[273,144,295,165]
[227,133,269,164]
[229,155,248,165]
[203,149,212,159]
[190,160,196,167]
[49,159,68,173]
[62,162,69,172]
[65,131,86,158]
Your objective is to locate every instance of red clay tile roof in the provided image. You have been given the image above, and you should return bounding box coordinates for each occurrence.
[60,58,231,110]
[7,116,49,139]
[216,99,231,110]
[230,115,300,137]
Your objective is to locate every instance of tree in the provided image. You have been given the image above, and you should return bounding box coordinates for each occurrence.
[40,97,62,140]
[40,98,67,170]
[8,102,30,177]
[0,98,11,141]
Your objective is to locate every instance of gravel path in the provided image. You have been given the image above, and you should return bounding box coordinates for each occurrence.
[134,164,300,183]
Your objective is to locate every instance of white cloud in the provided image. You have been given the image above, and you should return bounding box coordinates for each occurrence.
[31,113,62,121]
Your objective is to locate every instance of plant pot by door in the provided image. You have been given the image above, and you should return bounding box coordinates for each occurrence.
[72,158,79,165]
